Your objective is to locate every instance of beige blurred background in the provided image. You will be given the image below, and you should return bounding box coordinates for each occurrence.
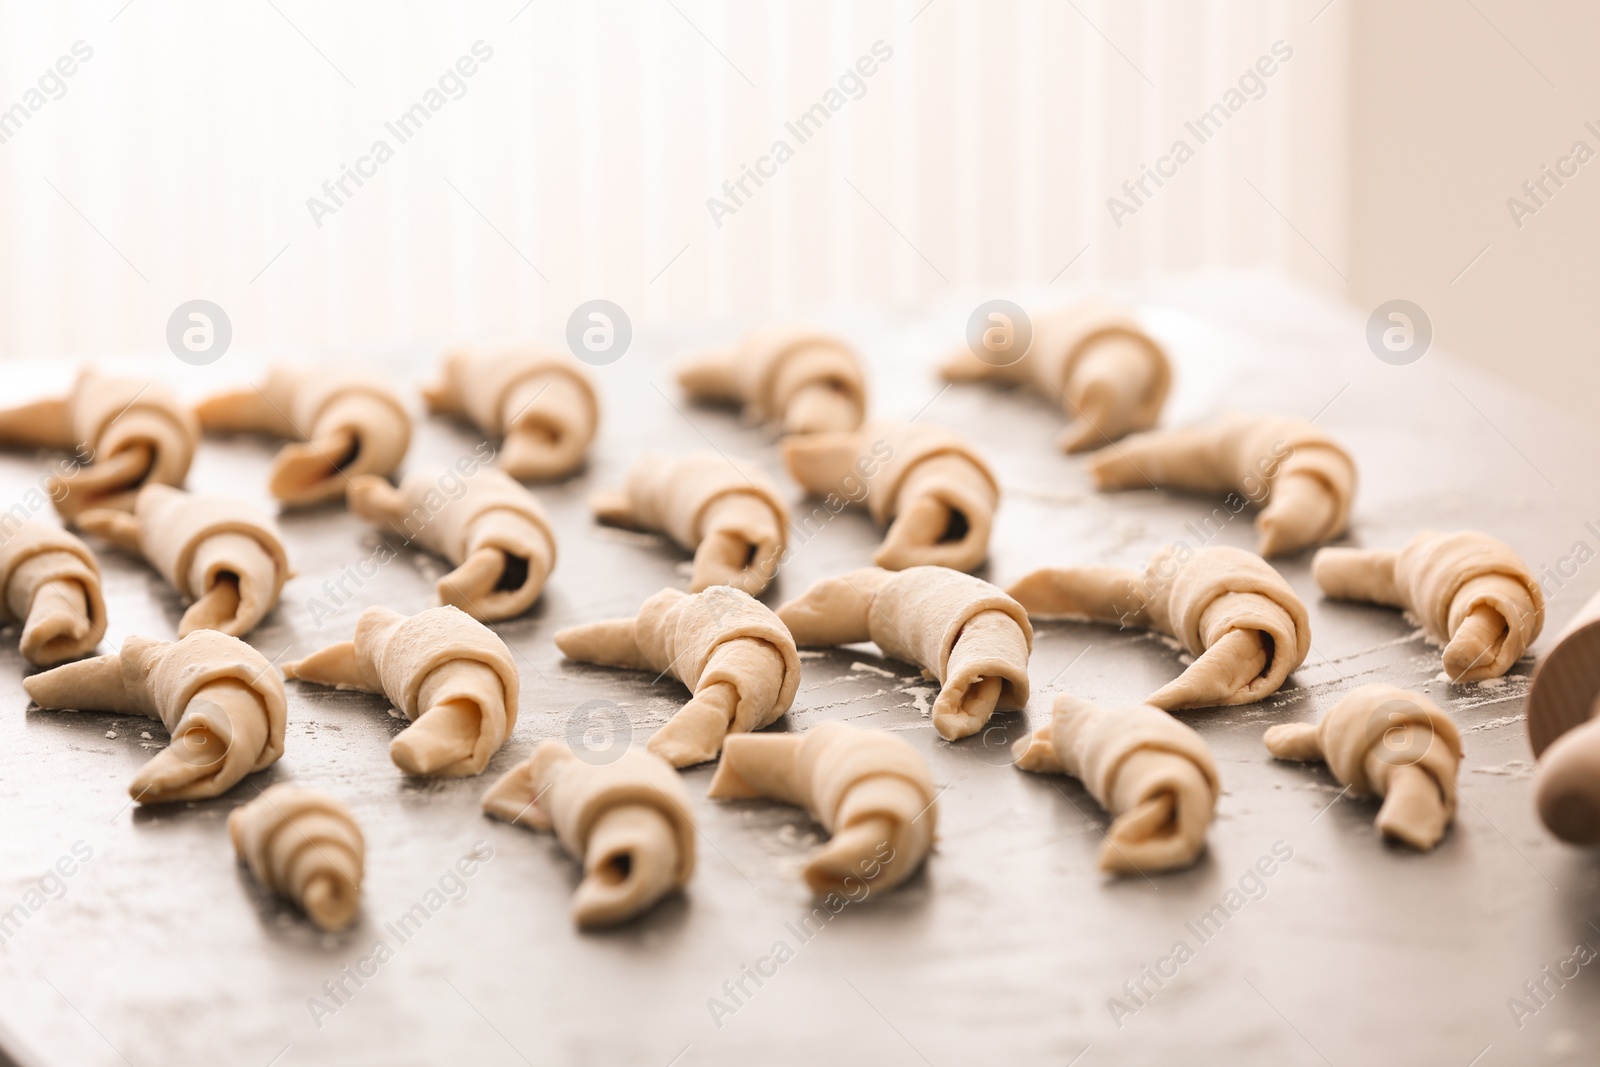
[0,1,1589,416]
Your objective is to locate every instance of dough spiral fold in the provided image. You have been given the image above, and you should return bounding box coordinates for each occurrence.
[283,605,517,777]
[1014,695,1220,874]
[483,740,696,928]
[555,585,800,768]
[229,785,365,932]
[676,326,868,435]
[1007,545,1310,711]
[423,347,599,481]
[0,519,108,666]
[25,629,287,803]
[707,722,938,895]
[777,566,1032,741]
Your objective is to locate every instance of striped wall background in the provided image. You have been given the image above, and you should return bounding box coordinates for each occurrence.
[0,0,1349,360]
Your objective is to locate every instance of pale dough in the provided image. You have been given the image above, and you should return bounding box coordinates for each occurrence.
[76,485,289,638]
[423,347,599,481]
[1014,694,1220,875]
[229,784,365,932]
[554,585,800,768]
[1008,545,1310,711]
[783,420,1000,572]
[1264,683,1462,850]
[482,740,696,928]
[0,369,199,519]
[707,722,937,895]
[776,566,1032,741]
[0,519,107,666]
[348,466,556,621]
[676,326,868,435]
[1314,529,1544,683]
[24,629,287,803]
[941,301,1171,452]
[283,605,517,777]
[1088,414,1357,557]
[194,365,412,506]
[590,452,788,596]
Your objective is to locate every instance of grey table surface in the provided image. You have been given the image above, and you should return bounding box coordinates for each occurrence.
[1,274,1598,1067]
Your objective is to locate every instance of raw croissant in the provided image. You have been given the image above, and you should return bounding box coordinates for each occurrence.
[708,722,937,895]
[423,347,599,481]
[194,366,412,506]
[229,785,365,932]
[1014,694,1220,874]
[348,466,556,621]
[554,585,800,768]
[1314,530,1544,683]
[590,452,788,596]
[776,566,1031,741]
[0,519,108,666]
[1088,414,1357,557]
[1008,545,1309,711]
[941,301,1171,452]
[782,420,1000,572]
[1264,683,1462,850]
[0,369,199,519]
[283,605,517,777]
[482,740,696,928]
[76,485,290,638]
[25,630,288,803]
[676,326,868,435]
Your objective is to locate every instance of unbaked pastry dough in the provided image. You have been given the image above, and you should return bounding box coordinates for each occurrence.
[555,585,800,768]
[229,784,365,932]
[25,630,287,802]
[1014,694,1220,874]
[283,605,517,777]
[76,485,289,638]
[1264,683,1462,850]
[0,369,199,519]
[708,722,937,895]
[0,519,107,666]
[941,301,1171,453]
[1314,530,1544,683]
[423,347,599,481]
[777,566,1031,741]
[676,327,868,435]
[194,366,412,506]
[1008,545,1309,711]
[591,452,788,596]
[782,421,1000,572]
[482,740,696,928]
[1088,414,1357,557]
[348,467,556,621]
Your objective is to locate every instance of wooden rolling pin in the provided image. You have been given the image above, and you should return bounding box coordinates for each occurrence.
[1529,588,1600,843]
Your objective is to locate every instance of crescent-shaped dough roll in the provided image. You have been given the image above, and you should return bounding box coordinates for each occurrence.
[75,485,290,639]
[776,566,1032,741]
[1014,694,1220,874]
[283,605,517,778]
[24,630,288,803]
[1314,530,1545,683]
[347,467,556,621]
[1088,414,1357,557]
[590,453,788,596]
[422,347,599,481]
[482,740,696,928]
[940,301,1171,453]
[0,369,199,519]
[0,520,108,666]
[1008,545,1309,711]
[676,327,868,435]
[782,421,1000,572]
[554,585,800,768]
[229,785,365,932]
[708,722,937,895]
[193,365,412,506]
[1264,683,1462,850]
